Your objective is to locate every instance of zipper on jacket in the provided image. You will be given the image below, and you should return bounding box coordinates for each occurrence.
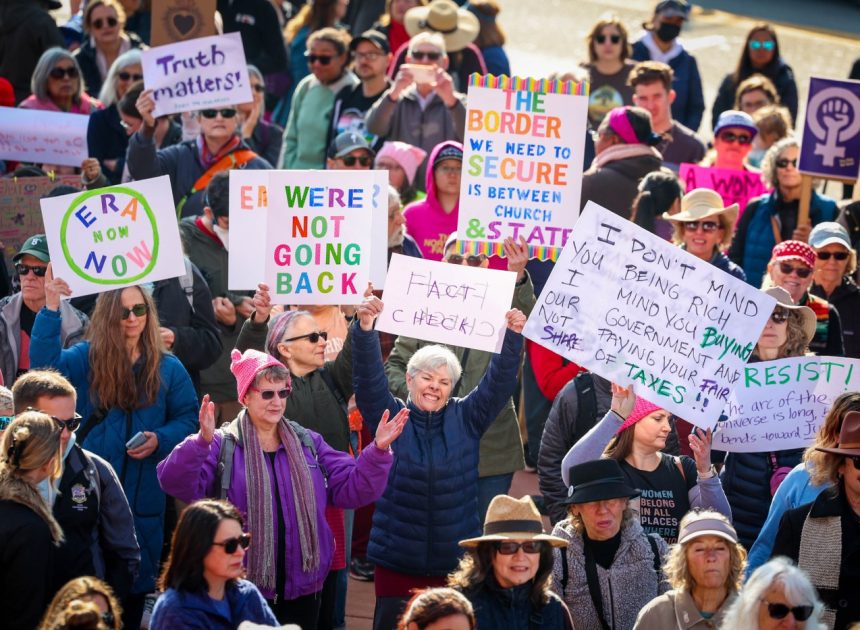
[425,429,434,569]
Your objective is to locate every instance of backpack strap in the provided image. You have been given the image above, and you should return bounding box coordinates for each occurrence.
[318,367,348,418]
[179,257,195,311]
[560,546,569,593]
[646,533,662,575]
[289,420,329,486]
[176,148,258,217]
[584,544,612,630]
[572,372,598,444]
[674,456,686,483]
[215,419,241,500]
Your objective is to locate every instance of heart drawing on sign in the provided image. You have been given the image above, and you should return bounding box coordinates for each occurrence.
[173,13,195,35]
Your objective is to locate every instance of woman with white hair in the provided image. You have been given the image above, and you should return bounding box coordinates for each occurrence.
[237,65,284,166]
[19,47,101,114]
[720,557,825,629]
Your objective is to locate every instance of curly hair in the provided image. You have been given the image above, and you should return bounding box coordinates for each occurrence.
[803,392,860,487]
[761,136,799,189]
[751,302,811,359]
[397,588,475,630]
[40,576,122,630]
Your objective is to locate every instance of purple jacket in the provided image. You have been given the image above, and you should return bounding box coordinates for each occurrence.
[156,426,392,600]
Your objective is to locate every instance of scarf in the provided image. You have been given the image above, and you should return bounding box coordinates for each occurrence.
[591,143,662,169]
[196,134,242,168]
[239,411,319,592]
[798,505,839,629]
[0,471,64,545]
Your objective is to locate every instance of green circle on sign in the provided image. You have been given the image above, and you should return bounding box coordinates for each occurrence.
[60,186,161,285]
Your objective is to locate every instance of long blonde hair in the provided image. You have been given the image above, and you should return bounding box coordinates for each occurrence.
[0,412,62,480]
[804,392,860,487]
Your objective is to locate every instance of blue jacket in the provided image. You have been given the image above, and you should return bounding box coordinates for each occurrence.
[462,578,571,630]
[729,190,838,288]
[352,322,523,576]
[632,40,705,131]
[150,579,278,629]
[29,307,199,593]
[87,104,128,185]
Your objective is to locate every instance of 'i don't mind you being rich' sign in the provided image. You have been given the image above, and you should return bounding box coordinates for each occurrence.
[40,176,185,296]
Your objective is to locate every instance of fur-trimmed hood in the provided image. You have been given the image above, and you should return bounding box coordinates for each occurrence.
[0,472,64,545]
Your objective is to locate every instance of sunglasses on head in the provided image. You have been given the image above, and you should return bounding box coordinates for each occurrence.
[495,541,545,555]
[761,599,813,622]
[281,331,328,344]
[411,51,442,61]
[770,309,789,324]
[718,132,752,145]
[200,108,238,119]
[250,387,290,400]
[595,34,621,44]
[15,263,48,277]
[0,416,13,431]
[776,158,798,169]
[118,71,143,82]
[341,155,372,167]
[749,40,775,50]
[305,53,333,65]
[446,253,487,266]
[92,16,119,29]
[684,220,720,233]
[817,251,849,261]
[49,66,79,80]
[778,262,812,278]
[120,303,148,319]
[212,533,252,554]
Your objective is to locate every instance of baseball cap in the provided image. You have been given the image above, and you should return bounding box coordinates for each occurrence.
[809,222,852,250]
[350,29,390,54]
[714,110,758,138]
[13,234,50,263]
[677,512,739,545]
[432,144,463,168]
[655,0,691,18]
[328,131,373,159]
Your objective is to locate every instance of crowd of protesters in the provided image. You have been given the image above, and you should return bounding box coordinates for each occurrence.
[1,0,860,629]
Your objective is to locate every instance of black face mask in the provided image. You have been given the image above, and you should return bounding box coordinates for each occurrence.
[655,22,682,42]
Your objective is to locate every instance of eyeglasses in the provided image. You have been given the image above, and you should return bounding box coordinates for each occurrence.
[749,40,775,51]
[200,108,238,119]
[817,251,850,261]
[0,416,13,431]
[411,51,442,61]
[212,533,252,554]
[495,541,545,555]
[305,53,333,65]
[52,414,83,432]
[684,220,720,233]
[49,66,79,80]
[120,303,149,319]
[341,155,373,167]
[777,262,812,278]
[717,132,752,145]
[595,34,622,44]
[776,158,798,169]
[446,253,487,267]
[119,118,139,132]
[252,84,266,93]
[355,51,386,60]
[249,387,290,400]
[15,263,48,277]
[92,16,119,29]
[770,309,789,324]
[281,331,328,344]
[436,166,461,176]
[117,71,143,82]
[760,599,813,622]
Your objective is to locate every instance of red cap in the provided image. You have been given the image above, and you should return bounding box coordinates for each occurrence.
[771,240,815,269]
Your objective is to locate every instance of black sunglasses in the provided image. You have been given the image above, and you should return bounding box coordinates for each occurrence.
[120,303,148,319]
[200,108,238,119]
[411,51,442,61]
[15,263,48,277]
[770,309,789,324]
[718,132,753,145]
[446,253,487,267]
[250,387,290,401]
[495,541,545,555]
[778,262,812,278]
[816,251,849,261]
[305,53,333,65]
[212,533,252,554]
[49,66,78,80]
[341,155,372,167]
[684,220,720,233]
[761,599,814,622]
[595,34,622,44]
[847,454,860,469]
[281,331,328,344]
[776,158,798,169]
[52,414,83,432]
[92,16,119,29]
[0,416,13,431]
[118,71,143,82]
[252,84,266,93]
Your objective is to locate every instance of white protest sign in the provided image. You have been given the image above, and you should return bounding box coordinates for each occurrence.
[523,201,776,427]
[376,254,516,353]
[142,32,252,117]
[714,356,860,452]
[456,75,589,260]
[370,171,389,287]
[228,170,268,290]
[264,170,374,304]
[0,107,88,167]
[39,176,185,296]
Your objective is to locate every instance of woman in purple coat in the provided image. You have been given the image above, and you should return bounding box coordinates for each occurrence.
[157,349,407,629]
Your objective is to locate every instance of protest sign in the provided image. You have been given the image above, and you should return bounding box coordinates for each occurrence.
[370,171,389,287]
[714,356,860,452]
[40,176,185,296]
[376,254,516,353]
[151,0,216,46]
[264,170,374,305]
[679,163,768,216]
[142,32,252,117]
[799,77,860,180]
[228,170,268,290]
[1,176,83,264]
[456,75,589,261]
[522,201,776,427]
[0,107,89,167]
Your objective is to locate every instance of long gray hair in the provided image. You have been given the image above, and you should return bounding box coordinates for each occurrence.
[98,49,142,106]
[31,48,84,102]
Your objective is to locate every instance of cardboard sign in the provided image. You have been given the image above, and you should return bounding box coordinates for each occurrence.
[799,77,860,180]
[376,253,516,353]
[39,176,185,296]
[679,163,769,216]
[522,201,776,427]
[264,170,374,305]
[714,356,860,452]
[370,171,389,288]
[151,0,216,47]
[456,75,589,261]
[0,107,89,167]
[142,32,252,117]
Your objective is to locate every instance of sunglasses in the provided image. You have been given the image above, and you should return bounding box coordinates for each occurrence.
[52,414,83,432]
[595,34,622,44]
[778,262,812,278]
[49,66,79,80]
[252,84,266,93]
[249,387,290,401]
[15,263,48,277]
[341,155,372,167]
[761,600,813,622]
[212,533,252,554]
[411,51,442,61]
[717,132,752,145]
[446,253,487,267]
[749,40,775,51]
[355,51,386,60]
[200,108,238,119]
[118,71,143,82]
[495,541,545,555]
[770,309,789,324]
[776,158,798,169]
[92,16,119,29]
[281,331,328,344]
[120,303,149,319]
[0,416,13,431]
[684,220,720,233]
[817,251,850,261]
[847,454,860,469]
[305,53,333,65]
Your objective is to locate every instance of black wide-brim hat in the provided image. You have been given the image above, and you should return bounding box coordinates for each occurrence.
[561,459,641,506]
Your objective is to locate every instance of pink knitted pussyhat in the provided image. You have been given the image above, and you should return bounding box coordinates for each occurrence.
[230,349,289,401]
[616,396,664,434]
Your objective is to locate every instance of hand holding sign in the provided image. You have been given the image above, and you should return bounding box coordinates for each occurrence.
[610,383,637,419]
[358,291,384,331]
[689,428,714,474]
[506,308,527,334]
[44,263,72,311]
[503,236,529,281]
[253,282,273,322]
[136,89,157,127]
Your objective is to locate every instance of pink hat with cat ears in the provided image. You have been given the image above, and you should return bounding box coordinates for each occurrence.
[616,396,664,434]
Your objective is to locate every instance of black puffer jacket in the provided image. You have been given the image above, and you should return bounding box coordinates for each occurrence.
[461,577,573,630]
[0,0,64,103]
[581,149,664,218]
[812,276,860,359]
